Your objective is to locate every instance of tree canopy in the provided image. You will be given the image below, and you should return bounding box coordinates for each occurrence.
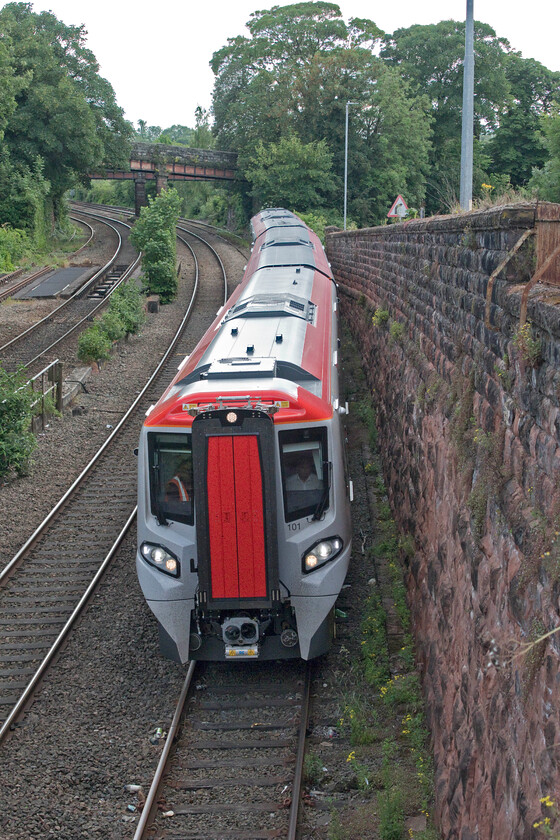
[210,2,430,226]
[485,54,560,187]
[209,3,560,222]
[0,2,132,231]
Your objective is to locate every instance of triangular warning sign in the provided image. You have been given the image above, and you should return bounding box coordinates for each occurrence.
[387,194,409,218]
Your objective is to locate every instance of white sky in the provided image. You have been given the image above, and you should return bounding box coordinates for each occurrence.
[11,0,560,130]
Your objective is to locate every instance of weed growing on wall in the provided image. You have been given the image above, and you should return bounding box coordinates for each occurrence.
[513,322,542,368]
[389,320,405,342]
[494,354,514,392]
[372,307,390,328]
[532,794,559,836]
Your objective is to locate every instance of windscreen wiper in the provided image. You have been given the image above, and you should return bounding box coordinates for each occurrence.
[152,461,169,526]
[312,462,332,521]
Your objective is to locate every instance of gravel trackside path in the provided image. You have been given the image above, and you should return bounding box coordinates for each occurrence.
[0,227,249,840]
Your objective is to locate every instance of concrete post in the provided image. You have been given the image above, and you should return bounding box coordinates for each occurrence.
[460,0,474,211]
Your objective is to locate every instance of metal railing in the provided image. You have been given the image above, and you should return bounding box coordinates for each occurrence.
[22,359,63,431]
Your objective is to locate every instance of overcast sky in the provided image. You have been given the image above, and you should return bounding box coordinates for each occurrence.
[13,0,560,130]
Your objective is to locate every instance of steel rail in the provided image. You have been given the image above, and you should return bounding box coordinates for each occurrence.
[133,660,312,840]
[0,219,95,304]
[287,662,313,840]
[0,267,52,303]
[17,253,141,372]
[70,200,249,260]
[0,508,138,743]
[177,222,227,279]
[0,214,125,355]
[0,239,197,588]
[132,661,197,840]
[0,222,229,743]
[0,219,231,586]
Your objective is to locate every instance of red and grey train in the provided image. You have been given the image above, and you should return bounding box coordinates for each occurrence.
[136,208,352,661]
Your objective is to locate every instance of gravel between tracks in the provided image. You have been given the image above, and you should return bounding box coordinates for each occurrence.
[0,233,247,568]
[0,229,249,839]
[0,233,386,840]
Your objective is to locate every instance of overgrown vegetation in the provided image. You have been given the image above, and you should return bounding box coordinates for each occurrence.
[77,282,145,364]
[0,224,29,272]
[302,326,437,840]
[0,2,131,235]
[513,321,542,368]
[0,363,37,478]
[129,188,182,303]
[1,2,559,237]
[331,451,435,840]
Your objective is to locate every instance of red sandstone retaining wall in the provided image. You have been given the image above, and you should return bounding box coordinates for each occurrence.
[327,203,560,840]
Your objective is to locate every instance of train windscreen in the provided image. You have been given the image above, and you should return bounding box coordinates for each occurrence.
[148,433,194,525]
[279,428,328,522]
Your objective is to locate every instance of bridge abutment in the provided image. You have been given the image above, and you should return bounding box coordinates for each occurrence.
[134,176,147,216]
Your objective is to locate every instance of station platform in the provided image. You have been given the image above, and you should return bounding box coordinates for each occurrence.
[14,266,99,299]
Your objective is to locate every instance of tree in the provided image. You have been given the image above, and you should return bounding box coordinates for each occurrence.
[211,2,382,156]
[246,135,336,209]
[380,19,511,211]
[192,107,214,149]
[291,50,431,224]
[528,112,560,202]
[157,125,195,146]
[0,34,19,141]
[210,2,430,226]
[485,54,560,187]
[0,2,132,225]
[130,188,182,303]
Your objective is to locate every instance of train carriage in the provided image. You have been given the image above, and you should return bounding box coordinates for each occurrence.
[136,209,352,661]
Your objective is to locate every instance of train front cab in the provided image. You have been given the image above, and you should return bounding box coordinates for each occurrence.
[136,407,351,663]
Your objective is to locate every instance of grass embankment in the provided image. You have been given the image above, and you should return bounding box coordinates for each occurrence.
[0,223,87,275]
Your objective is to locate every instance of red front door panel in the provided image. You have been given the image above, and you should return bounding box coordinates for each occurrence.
[207,435,267,599]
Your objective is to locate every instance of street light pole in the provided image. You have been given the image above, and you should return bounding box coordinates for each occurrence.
[344,101,358,230]
[460,0,474,211]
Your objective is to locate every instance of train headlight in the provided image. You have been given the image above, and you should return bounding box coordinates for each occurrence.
[302,537,343,573]
[140,542,180,577]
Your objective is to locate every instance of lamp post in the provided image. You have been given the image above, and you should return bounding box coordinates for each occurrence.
[344,101,358,230]
[460,0,474,211]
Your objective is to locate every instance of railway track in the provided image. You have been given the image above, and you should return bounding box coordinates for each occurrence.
[0,218,95,303]
[0,210,139,376]
[0,225,229,742]
[134,661,312,840]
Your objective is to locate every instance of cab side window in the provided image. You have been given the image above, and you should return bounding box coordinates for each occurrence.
[280,429,328,522]
[148,433,194,525]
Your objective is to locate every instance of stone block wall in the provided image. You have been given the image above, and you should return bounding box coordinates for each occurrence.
[131,141,238,170]
[327,203,560,840]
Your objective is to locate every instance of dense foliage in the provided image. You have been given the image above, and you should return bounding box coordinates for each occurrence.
[129,188,182,303]
[528,111,560,201]
[211,2,431,226]
[3,0,560,243]
[210,2,560,222]
[0,2,132,247]
[0,364,37,478]
[77,282,146,364]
